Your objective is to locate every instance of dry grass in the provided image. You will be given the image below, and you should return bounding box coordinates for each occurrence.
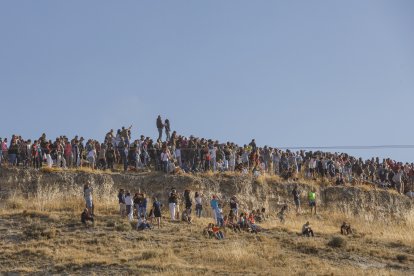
[0,168,413,275]
[1,192,413,275]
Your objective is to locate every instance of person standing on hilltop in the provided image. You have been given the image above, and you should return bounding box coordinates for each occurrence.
[308,190,316,215]
[156,115,164,141]
[164,119,171,142]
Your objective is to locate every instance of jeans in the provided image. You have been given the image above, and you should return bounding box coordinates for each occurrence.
[196,204,203,217]
[138,207,147,218]
[163,160,169,173]
[158,128,163,141]
[210,157,216,172]
[8,154,17,166]
[169,203,176,221]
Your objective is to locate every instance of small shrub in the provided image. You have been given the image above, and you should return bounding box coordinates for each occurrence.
[106,221,116,227]
[328,236,347,248]
[115,223,131,232]
[396,254,407,263]
[141,251,158,260]
[23,224,56,240]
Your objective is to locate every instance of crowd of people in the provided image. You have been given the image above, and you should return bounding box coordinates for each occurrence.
[1,115,413,196]
[82,185,354,239]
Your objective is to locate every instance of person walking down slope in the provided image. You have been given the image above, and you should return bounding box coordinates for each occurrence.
[156,115,164,141]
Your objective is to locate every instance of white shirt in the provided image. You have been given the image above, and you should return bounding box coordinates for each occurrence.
[195,196,202,205]
[161,152,169,162]
[125,195,133,205]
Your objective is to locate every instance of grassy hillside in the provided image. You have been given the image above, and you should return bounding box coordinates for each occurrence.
[1,192,413,275]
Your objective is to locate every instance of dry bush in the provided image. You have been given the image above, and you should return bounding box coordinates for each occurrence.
[396,254,408,263]
[328,236,347,248]
[23,223,56,240]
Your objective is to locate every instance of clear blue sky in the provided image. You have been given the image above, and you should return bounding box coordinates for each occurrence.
[1,1,413,162]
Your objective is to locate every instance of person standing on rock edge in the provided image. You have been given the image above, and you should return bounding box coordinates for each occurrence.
[164,118,171,142]
[308,189,317,215]
[84,183,94,215]
[292,186,302,214]
[168,188,178,221]
[156,115,164,141]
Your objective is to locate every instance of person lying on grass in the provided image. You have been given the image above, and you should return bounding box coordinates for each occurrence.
[137,215,152,231]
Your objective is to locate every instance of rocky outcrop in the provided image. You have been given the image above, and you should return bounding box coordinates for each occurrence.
[0,167,412,221]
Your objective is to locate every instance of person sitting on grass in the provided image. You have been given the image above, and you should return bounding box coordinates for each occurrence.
[340,221,353,235]
[203,223,216,239]
[302,221,314,237]
[212,224,225,240]
[181,209,192,224]
[238,212,248,230]
[247,213,262,233]
[224,213,241,233]
[137,215,152,231]
[81,208,94,226]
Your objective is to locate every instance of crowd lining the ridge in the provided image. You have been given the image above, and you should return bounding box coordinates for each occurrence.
[1,115,414,195]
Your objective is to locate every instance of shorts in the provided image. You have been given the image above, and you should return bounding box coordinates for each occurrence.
[294,199,300,207]
[309,201,316,207]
